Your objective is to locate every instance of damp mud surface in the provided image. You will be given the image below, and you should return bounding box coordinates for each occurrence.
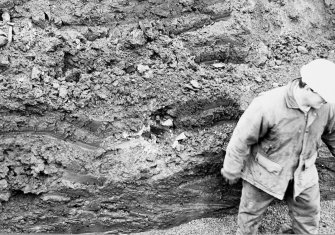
[0,0,335,234]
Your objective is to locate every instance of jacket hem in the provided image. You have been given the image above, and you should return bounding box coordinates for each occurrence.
[242,176,285,200]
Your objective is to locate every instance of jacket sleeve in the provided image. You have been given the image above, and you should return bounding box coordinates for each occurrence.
[223,96,270,178]
[321,104,335,156]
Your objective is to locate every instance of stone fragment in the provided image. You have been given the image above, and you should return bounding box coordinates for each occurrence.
[59,86,68,98]
[172,132,187,150]
[0,165,9,178]
[137,64,150,74]
[254,42,269,67]
[143,70,153,79]
[97,91,108,100]
[33,88,43,98]
[176,132,187,141]
[297,46,308,54]
[41,194,71,202]
[2,11,13,46]
[0,179,8,189]
[32,162,45,175]
[2,12,9,23]
[172,140,179,149]
[126,29,147,47]
[53,82,60,89]
[31,67,42,80]
[32,11,47,28]
[94,84,101,90]
[0,55,9,67]
[184,84,196,91]
[161,119,173,127]
[53,18,63,27]
[190,80,201,89]
[255,76,262,83]
[0,29,8,47]
[0,36,7,47]
[0,191,11,202]
[175,143,185,151]
[212,63,225,68]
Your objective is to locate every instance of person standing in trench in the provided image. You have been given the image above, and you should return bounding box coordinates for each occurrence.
[221,59,335,234]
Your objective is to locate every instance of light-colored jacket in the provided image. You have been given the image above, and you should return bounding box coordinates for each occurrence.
[223,79,335,199]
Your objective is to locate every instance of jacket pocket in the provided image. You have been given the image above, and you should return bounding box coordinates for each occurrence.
[255,151,283,174]
[304,151,318,169]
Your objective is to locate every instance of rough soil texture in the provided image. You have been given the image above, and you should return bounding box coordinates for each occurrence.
[0,0,335,234]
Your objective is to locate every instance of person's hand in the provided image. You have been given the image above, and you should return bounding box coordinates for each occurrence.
[221,168,240,185]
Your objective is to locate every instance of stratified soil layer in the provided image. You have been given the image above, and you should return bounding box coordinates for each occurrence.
[0,0,335,234]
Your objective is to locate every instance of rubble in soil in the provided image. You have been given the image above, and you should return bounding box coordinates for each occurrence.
[0,0,335,233]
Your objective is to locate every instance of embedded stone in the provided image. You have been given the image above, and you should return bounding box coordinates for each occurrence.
[41,194,71,202]
[0,179,8,189]
[190,80,201,89]
[161,119,173,127]
[297,46,308,54]
[0,35,8,47]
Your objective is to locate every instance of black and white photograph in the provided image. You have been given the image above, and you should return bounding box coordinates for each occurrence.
[0,0,335,234]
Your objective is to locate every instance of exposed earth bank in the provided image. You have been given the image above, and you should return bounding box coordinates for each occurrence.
[0,0,335,234]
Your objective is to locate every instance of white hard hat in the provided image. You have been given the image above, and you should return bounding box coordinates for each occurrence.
[301,59,335,103]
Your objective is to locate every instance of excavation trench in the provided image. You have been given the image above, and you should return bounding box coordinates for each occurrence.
[1,0,335,234]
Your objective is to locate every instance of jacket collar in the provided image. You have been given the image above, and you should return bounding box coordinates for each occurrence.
[285,78,318,126]
[285,78,300,109]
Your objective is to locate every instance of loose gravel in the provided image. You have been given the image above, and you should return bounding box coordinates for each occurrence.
[134,200,335,235]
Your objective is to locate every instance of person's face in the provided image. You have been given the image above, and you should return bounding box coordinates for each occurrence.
[304,86,327,109]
